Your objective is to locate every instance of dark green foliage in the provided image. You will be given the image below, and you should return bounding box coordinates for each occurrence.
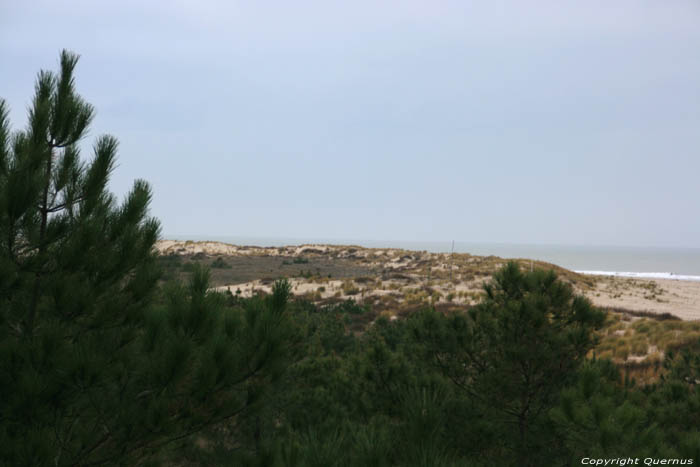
[181,262,700,466]
[157,276,298,465]
[408,263,606,465]
[0,52,297,466]
[644,343,700,459]
[158,253,183,281]
[324,299,369,315]
[256,263,699,466]
[0,50,160,465]
[550,358,661,460]
[211,256,231,269]
[281,257,308,266]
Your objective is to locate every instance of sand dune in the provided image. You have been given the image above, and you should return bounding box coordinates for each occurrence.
[157,240,700,321]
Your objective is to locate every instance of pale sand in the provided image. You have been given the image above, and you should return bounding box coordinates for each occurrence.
[157,240,353,258]
[583,276,700,321]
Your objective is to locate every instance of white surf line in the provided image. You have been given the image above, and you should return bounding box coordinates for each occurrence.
[575,271,700,282]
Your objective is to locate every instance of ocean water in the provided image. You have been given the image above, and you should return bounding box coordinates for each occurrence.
[168,235,700,280]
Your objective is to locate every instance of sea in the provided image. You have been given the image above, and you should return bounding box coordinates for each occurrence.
[167,235,700,282]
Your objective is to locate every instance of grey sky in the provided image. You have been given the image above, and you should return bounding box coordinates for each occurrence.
[2,1,699,247]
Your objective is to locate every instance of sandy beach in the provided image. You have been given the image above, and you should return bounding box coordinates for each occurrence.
[584,276,700,321]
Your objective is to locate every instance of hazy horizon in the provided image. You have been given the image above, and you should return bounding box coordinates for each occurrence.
[163,233,700,251]
[162,234,700,276]
[3,1,700,248]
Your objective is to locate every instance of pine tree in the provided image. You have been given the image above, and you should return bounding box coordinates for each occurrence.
[0,51,296,465]
[550,358,662,461]
[410,262,606,466]
[0,49,160,465]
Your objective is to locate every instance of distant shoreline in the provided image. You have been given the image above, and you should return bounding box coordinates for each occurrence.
[577,271,700,282]
[161,237,700,277]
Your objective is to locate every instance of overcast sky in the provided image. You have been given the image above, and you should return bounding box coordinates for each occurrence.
[2,1,699,248]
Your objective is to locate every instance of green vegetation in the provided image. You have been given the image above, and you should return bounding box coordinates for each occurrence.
[595,314,700,377]
[0,52,296,466]
[1,51,700,465]
[282,257,309,265]
[342,279,360,295]
[211,256,231,269]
